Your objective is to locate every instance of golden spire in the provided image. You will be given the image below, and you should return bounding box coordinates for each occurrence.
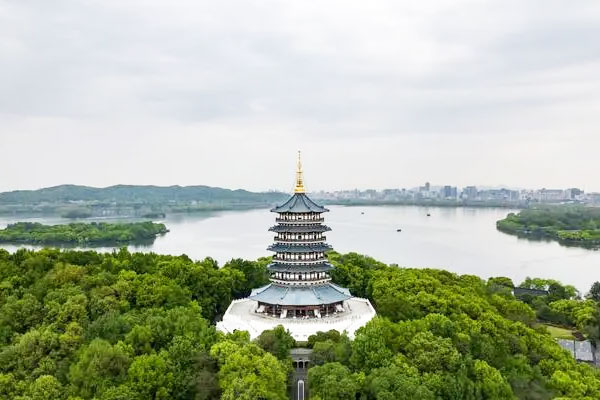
[294,150,306,193]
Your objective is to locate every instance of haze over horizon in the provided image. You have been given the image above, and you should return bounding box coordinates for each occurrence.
[2,1,600,193]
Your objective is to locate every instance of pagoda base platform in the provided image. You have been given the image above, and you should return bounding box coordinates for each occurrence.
[216,297,376,341]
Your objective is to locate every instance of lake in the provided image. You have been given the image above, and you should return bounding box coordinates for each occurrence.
[1,205,598,293]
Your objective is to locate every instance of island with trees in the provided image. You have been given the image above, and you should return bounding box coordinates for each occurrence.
[0,249,599,399]
[0,221,168,246]
[497,206,600,248]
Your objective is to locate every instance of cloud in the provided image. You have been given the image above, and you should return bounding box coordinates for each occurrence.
[1,0,599,191]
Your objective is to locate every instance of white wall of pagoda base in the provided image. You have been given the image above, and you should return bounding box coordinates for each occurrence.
[216,297,377,341]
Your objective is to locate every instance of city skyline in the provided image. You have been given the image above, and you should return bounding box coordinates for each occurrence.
[0,178,598,197]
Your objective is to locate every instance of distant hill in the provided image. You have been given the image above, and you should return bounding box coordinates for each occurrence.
[0,185,289,217]
[0,184,287,205]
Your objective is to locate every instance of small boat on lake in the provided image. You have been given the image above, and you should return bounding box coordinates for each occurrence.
[396,228,402,232]
[427,213,431,217]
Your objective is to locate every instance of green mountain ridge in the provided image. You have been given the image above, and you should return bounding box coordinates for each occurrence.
[0,184,288,205]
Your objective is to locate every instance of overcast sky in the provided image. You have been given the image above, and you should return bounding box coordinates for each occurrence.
[1,0,599,193]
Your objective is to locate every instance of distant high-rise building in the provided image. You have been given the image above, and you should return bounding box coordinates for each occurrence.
[442,185,457,199]
[461,186,478,200]
[566,188,584,200]
[537,189,566,202]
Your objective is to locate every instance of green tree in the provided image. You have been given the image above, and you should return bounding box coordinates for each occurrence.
[364,364,435,400]
[210,340,288,400]
[588,281,600,302]
[405,331,461,373]
[127,353,174,400]
[68,339,131,398]
[308,362,359,400]
[29,375,64,400]
[254,325,295,361]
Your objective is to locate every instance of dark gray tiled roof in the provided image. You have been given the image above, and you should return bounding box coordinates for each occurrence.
[268,243,332,253]
[269,225,331,233]
[557,339,595,362]
[271,193,329,213]
[575,340,595,362]
[513,287,549,297]
[267,262,334,273]
[250,282,351,306]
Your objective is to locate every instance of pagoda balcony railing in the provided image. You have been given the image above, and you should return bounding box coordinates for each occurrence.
[270,278,331,286]
[274,237,326,244]
[275,218,325,224]
[272,257,327,264]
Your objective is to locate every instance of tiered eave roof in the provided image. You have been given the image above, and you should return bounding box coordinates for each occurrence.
[268,243,332,253]
[271,193,329,213]
[269,224,331,233]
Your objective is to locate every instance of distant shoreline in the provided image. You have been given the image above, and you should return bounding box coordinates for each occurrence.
[323,199,525,209]
[0,201,525,220]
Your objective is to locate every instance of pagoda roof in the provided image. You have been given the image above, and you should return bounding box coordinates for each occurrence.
[269,225,331,233]
[267,262,334,273]
[268,243,332,253]
[271,193,329,214]
[249,282,351,306]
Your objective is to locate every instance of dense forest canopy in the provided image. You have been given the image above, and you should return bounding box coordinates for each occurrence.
[497,206,600,247]
[0,222,168,246]
[0,249,598,399]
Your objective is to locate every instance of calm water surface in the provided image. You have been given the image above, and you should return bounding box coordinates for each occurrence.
[1,206,598,293]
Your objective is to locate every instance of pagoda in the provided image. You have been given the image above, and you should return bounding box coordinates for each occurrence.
[217,152,376,341]
[249,152,351,318]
